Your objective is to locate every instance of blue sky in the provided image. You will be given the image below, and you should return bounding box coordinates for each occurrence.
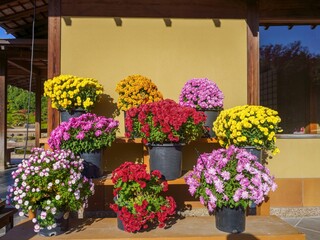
[1,25,319,53]
[0,27,14,39]
[260,25,320,54]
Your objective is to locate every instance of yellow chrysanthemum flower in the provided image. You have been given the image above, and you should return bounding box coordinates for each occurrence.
[43,74,104,111]
[115,74,163,111]
[213,104,282,155]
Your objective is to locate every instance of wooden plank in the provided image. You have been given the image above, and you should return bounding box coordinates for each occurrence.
[39,137,217,145]
[93,170,190,186]
[0,51,7,170]
[246,0,260,105]
[47,0,61,136]
[0,39,47,46]
[61,0,247,19]
[1,215,305,240]
[0,208,17,233]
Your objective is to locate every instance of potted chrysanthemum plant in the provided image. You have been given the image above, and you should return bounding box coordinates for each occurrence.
[115,74,163,112]
[110,162,176,233]
[125,99,206,180]
[44,74,104,122]
[179,78,224,137]
[213,105,282,159]
[48,113,119,178]
[6,148,95,236]
[185,146,277,233]
[115,74,163,136]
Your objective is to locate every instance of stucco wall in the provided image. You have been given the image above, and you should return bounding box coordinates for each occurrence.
[61,17,320,178]
[268,138,320,178]
[61,18,247,135]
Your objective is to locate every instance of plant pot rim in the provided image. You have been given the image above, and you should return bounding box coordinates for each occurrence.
[59,108,86,113]
[197,109,221,112]
[147,142,186,147]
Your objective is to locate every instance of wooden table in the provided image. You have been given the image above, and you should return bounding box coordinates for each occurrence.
[0,207,17,234]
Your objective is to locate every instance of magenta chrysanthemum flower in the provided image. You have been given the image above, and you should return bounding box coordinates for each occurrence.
[76,131,85,140]
[48,113,119,154]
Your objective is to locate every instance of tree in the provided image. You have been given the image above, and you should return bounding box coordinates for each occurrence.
[7,85,47,127]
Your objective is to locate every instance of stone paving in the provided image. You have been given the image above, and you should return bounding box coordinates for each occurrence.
[1,158,319,240]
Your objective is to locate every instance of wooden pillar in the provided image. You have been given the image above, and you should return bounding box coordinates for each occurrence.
[47,0,61,138]
[247,0,260,105]
[35,77,42,147]
[0,50,7,170]
[307,63,319,134]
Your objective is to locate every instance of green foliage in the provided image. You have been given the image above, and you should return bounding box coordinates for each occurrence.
[7,85,48,127]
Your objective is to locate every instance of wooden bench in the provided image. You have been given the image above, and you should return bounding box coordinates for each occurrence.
[0,207,17,234]
[5,148,15,167]
[0,215,305,240]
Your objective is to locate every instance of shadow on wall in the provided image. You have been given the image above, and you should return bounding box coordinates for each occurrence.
[93,94,119,118]
[182,142,220,170]
[104,143,144,171]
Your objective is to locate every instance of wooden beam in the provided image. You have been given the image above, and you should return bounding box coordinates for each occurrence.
[247,0,260,105]
[35,77,42,147]
[6,49,47,60]
[0,51,7,170]
[260,19,320,25]
[5,19,48,35]
[61,0,247,19]
[7,68,47,77]
[0,5,47,23]
[47,0,61,137]
[0,0,22,6]
[7,60,40,76]
[163,18,172,27]
[113,17,122,27]
[0,39,47,47]
[259,0,320,21]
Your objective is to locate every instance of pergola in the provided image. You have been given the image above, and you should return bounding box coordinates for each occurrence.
[0,0,48,170]
[0,0,319,170]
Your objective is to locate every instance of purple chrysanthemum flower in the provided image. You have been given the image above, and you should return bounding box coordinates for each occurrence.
[185,146,277,211]
[179,78,224,110]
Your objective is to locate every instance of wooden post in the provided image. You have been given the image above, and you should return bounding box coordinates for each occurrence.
[35,76,42,147]
[47,0,61,139]
[247,0,260,105]
[0,50,7,170]
[308,70,318,133]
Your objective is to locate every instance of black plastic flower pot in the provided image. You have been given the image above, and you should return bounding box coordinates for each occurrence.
[200,110,219,138]
[38,210,69,237]
[148,143,184,180]
[80,150,103,178]
[215,206,246,234]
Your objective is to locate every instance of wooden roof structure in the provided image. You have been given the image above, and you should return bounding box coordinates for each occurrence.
[0,0,48,91]
[0,0,320,170]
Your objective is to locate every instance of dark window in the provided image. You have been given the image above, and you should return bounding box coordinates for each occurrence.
[260,26,320,134]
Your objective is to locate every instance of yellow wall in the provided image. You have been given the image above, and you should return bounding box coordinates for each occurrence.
[61,17,320,177]
[61,18,320,208]
[268,138,320,178]
[61,18,247,135]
